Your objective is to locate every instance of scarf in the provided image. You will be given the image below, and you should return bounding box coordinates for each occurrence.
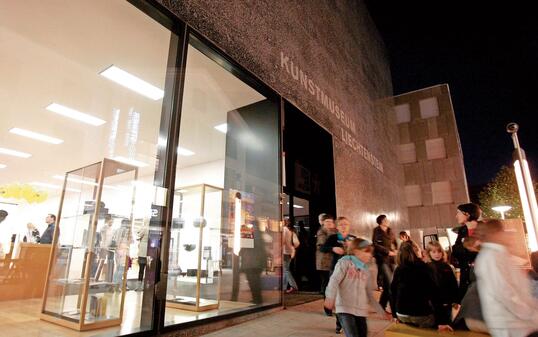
[340,255,368,270]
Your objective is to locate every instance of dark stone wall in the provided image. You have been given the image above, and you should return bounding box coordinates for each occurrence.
[157,0,408,234]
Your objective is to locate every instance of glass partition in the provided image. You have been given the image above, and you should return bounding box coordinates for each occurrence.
[164,38,281,326]
[0,1,173,335]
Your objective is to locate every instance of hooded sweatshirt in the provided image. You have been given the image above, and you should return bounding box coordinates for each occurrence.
[325,256,385,317]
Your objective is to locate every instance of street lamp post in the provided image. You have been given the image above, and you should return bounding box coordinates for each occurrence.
[492,205,512,220]
[507,122,538,251]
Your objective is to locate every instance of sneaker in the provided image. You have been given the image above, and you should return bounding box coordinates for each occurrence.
[335,327,342,334]
[285,287,297,294]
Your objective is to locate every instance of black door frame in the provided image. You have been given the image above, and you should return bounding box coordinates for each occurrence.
[126,1,283,336]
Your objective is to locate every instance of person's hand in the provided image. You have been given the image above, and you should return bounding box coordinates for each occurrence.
[324,298,335,311]
[389,251,397,257]
[437,325,454,332]
[333,247,345,255]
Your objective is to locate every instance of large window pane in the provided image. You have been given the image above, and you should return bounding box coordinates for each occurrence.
[0,1,172,335]
[164,40,281,326]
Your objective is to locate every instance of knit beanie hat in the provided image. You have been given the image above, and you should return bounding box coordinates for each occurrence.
[457,203,481,221]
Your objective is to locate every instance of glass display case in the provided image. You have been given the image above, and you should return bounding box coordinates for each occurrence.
[166,184,223,312]
[40,158,137,331]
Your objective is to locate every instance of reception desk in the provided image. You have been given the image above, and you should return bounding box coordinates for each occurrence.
[0,243,51,301]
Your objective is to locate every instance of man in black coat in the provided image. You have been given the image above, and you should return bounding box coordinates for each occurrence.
[372,214,397,313]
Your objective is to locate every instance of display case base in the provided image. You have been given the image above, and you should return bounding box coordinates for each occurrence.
[40,313,121,331]
[166,296,219,312]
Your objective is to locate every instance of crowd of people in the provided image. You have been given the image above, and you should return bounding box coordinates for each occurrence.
[301,203,538,337]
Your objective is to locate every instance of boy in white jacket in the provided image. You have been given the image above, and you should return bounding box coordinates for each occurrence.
[324,238,390,337]
[475,219,538,337]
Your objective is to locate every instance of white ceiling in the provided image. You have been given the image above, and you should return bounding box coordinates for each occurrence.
[0,0,264,197]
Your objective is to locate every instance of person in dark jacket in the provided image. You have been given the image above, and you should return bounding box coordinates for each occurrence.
[372,214,397,312]
[40,214,57,244]
[391,240,453,332]
[451,203,481,302]
[424,241,459,324]
[238,219,267,304]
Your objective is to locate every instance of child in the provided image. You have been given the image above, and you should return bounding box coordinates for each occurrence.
[424,241,459,325]
[391,240,453,332]
[324,238,389,337]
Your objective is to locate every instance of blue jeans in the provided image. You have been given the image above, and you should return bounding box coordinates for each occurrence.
[336,313,367,337]
[283,254,298,290]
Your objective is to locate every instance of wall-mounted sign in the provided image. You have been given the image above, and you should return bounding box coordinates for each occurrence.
[280,51,384,173]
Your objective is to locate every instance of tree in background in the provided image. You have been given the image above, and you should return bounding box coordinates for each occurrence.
[478,165,521,219]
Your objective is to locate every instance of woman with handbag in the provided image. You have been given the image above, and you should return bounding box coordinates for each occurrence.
[283,218,300,293]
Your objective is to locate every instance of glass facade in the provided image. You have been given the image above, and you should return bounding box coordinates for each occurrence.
[0,1,282,336]
[164,41,281,326]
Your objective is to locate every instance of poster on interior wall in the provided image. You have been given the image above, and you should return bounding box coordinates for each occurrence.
[294,161,310,195]
[227,189,254,249]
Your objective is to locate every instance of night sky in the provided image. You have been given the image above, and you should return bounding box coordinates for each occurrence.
[365,2,538,195]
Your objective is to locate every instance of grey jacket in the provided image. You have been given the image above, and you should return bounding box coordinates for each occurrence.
[316,227,336,271]
[325,259,384,317]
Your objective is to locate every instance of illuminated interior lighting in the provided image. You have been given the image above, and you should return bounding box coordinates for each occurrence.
[0,147,31,158]
[0,164,5,169]
[46,103,106,126]
[178,146,195,156]
[100,65,164,100]
[214,123,228,134]
[31,182,80,193]
[293,205,304,209]
[54,175,97,186]
[113,156,149,168]
[514,160,538,251]
[9,127,63,144]
[53,175,119,190]
[234,193,242,256]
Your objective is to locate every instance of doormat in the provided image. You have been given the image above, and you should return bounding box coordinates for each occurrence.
[284,292,324,307]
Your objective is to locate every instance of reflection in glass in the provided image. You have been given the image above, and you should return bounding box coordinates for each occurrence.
[164,41,281,326]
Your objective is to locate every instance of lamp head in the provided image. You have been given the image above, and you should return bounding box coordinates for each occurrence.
[492,205,512,213]
[506,122,519,134]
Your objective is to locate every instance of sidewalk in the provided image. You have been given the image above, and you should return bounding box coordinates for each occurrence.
[203,299,392,337]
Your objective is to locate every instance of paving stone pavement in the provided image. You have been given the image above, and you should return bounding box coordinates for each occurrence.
[202,299,392,337]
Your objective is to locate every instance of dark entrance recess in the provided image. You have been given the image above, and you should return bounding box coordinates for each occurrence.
[283,101,336,293]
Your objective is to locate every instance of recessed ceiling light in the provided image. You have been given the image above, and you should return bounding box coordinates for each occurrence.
[52,175,120,190]
[113,156,149,168]
[9,128,63,144]
[53,175,97,186]
[46,103,106,126]
[31,182,80,192]
[178,146,195,156]
[293,205,304,209]
[214,123,227,134]
[0,147,31,158]
[0,164,6,169]
[100,65,164,100]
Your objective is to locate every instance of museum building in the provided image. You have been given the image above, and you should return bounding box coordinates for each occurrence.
[0,1,468,336]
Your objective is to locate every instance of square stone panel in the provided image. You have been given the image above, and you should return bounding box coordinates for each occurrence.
[425,137,447,160]
[394,103,411,124]
[398,143,417,164]
[419,97,440,119]
[405,185,422,207]
[431,181,453,205]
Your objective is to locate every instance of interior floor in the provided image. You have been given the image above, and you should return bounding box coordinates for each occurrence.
[1,290,268,337]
